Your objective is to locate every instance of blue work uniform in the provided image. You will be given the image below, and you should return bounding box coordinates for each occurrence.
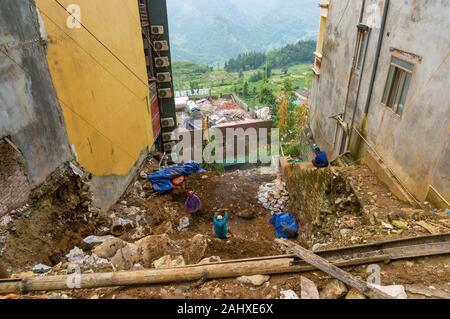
[213,213,229,239]
[313,151,329,168]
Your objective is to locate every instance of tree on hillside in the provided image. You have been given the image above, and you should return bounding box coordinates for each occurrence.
[278,96,289,136]
[243,81,249,98]
[265,63,272,80]
[282,78,296,99]
[258,84,278,121]
[190,81,199,90]
[258,84,277,107]
[224,40,316,72]
[277,78,298,138]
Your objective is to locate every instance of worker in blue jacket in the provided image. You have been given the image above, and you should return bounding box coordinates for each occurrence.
[312,145,329,168]
[213,211,229,239]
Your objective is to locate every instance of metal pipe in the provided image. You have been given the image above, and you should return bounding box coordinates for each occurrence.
[358,0,366,23]
[334,0,366,150]
[363,0,390,115]
[346,28,372,152]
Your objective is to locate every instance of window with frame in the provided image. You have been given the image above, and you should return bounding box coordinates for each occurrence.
[382,57,413,116]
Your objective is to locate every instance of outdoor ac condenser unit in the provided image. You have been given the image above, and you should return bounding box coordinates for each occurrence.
[161,117,175,128]
[162,132,176,142]
[155,57,170,68]
[158,88,172,99]
[157,72,172,83]
[154,41,169,52]
[164,142,177,151]
[151,25,164,35]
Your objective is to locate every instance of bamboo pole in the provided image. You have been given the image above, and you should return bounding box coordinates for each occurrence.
[1,258,295,294]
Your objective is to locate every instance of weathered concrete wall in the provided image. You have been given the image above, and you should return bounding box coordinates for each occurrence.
[0,0,72,189]
[310,0,360,155]
[34,0,157,210]
[310,0,450,204]
[36,0,154,177]
[90,150,148,211]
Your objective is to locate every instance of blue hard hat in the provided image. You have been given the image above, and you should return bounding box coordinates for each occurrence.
[312,145,320,152]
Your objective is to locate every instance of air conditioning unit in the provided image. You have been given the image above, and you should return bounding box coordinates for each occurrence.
[157,72,172,83]
[158,88,172,99]
[151,25,164,35]
[154,41,169,51]
[161,117,175,128]
[162,132,176,142]
[154,57,170,68]
[164,142,177,151]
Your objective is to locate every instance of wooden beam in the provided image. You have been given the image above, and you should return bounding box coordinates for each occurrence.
[276,239,394,299]
[404,284,450,299]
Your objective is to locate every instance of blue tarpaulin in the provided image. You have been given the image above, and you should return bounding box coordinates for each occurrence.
[148,162,205,194]
[270,212,299,239]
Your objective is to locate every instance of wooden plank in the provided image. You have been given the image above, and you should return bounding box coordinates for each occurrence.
[384,241,450,259]
[276,239,394,299]
[404,284,450,299]
[416,221,441,234]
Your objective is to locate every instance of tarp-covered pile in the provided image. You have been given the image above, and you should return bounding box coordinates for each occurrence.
[270,212,299,239]
[148,162,205,194]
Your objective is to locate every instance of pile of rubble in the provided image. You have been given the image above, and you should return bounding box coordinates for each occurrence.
[257,179,290,212]
[220,109,248,122]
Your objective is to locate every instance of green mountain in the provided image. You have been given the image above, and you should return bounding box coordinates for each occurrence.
[166,0,319,65]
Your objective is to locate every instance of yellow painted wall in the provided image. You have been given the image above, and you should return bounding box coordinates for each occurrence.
[36,0,153,176]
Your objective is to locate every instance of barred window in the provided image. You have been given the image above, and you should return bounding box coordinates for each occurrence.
[382,57,414,116]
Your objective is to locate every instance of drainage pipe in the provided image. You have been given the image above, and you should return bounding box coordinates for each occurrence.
[347,0,390,152]
[334,0,365,149]
[346,27,372,152]
[363,0,390,115]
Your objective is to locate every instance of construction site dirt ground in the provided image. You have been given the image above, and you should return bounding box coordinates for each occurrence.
[1,160,449,299]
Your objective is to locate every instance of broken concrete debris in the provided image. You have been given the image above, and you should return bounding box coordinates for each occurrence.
[111,217,135,236]
[257,179,290,212]
[66,247,86,266]
[186,234,207,264]
[93,238,128,259]
[369,284,408,299]
[82,235,115,249]
[345,288,367,299]
[300,276,320,299]
[320,279,348,299]
[177,217,190,231]
[152,255,186,269]
[279,289,300,299]
[65,247,110,268]
[32,264,52,274]
[237,275,270,287]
